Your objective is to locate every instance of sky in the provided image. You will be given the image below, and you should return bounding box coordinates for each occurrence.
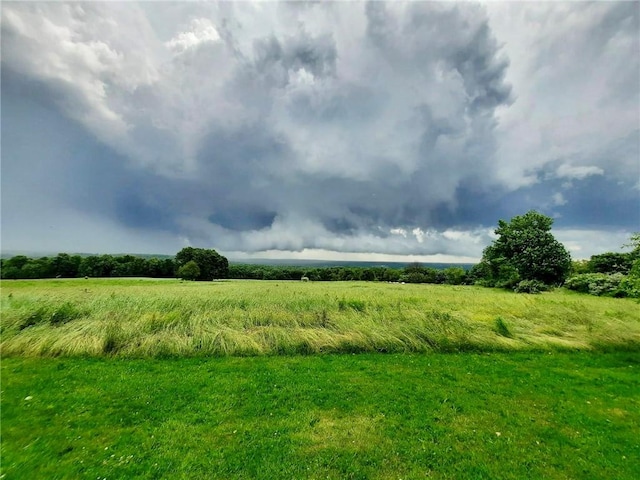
[1,1,639,262]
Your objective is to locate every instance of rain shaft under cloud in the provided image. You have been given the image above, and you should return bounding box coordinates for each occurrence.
[1,2,638,260]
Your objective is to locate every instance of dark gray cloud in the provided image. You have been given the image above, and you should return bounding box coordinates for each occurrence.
[1,1,638,260]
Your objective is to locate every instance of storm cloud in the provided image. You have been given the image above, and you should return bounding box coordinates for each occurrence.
[1,2,638,260]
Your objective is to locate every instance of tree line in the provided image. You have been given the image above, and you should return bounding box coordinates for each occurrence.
[0,250,471,284]
[2,213,638,298]
[0,253,176,280]
[228,263,470,284]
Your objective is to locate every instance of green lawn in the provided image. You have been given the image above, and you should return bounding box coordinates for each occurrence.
[2,353,639,479]
[1,279,639,357]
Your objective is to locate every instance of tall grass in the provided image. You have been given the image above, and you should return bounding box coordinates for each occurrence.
[1,279,639,357]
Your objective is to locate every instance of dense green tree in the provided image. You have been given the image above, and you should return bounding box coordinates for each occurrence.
[3,255,30,271]
[175,247,228,281]
[177,260,201,281]
[21,259,47,279]
[478,211,571,287]
[79,255,117,277]
[588,252,634,274]
[52,254,82,277]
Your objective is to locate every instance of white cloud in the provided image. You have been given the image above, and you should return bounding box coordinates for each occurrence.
[165,18,221,54]
[555,228,633,260]
[390,228,407,238]
[555,164,604,180]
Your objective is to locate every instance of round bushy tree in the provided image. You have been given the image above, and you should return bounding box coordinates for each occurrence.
[175,247,229,281]
[479,211,571,287]
[177,260,200,281]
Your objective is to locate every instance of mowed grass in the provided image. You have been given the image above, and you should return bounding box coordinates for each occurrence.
[2,353,639,479]
[1,279,639,357]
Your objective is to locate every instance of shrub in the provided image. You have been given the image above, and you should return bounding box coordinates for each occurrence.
[493,264,521,290]
[589,252,634,274]
[565,273,627,297]
[443,267,467,285]
[514,280,547,294]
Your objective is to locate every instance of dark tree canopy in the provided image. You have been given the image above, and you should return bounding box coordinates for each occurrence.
[175,247,229,281]
[479,210,571,287]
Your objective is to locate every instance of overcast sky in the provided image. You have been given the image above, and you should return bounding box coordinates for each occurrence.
[1,1,638,262]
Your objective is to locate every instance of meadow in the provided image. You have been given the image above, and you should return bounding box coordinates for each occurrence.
[2,279,639,478]
[1,279,639,357]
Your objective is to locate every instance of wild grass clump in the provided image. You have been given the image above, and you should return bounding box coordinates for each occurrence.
[494,316,512,338]
[17,302,85,330]
[337,299,366,312]
[1,279,639,357]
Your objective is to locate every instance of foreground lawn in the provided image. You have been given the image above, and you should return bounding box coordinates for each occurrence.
[1,279,639,357]
[1,352,639,479]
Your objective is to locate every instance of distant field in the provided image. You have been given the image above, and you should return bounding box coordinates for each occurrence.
[1,279,638,357]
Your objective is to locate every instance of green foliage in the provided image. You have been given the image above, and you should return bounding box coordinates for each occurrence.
[175,247,228,281]
[619,275,640,299]
[565,273,629,297]
[589,252,634,274]
[227,263,465,284]
[493,263,521,289]
[1,253,175,279]
[177,260,200,281]
[443,267,467,285]
[51,254,82,278]
[2,255,470,284]
[513,279,547,294]
[479,210,571,287]
[571,259,591,275]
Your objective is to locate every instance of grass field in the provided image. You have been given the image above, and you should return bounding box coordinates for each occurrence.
[1,279,639,357]
[2,279,639,478]
[2,352,639,479]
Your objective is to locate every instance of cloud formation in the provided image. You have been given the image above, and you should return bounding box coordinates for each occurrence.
[2,2,638,260]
